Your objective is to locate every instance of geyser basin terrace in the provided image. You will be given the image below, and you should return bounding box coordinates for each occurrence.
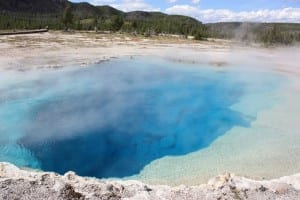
[0,56,292,184]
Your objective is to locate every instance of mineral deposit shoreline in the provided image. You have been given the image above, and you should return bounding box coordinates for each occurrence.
[1,162,300,200]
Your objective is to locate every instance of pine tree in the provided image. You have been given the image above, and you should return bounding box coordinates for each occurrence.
[62,5,73,30]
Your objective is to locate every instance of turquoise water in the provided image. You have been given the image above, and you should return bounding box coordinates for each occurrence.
[0,57,282,178]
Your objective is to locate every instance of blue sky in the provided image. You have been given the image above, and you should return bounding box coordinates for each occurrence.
[70,0,300,22]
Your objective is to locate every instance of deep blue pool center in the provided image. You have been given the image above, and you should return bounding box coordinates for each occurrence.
[0,57,281,178]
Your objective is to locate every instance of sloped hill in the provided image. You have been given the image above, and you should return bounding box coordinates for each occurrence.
[0,0,206,36]
[0,0,68,13]
[123,11,204,35]
[96,5,124,17]
[70,2,100,19]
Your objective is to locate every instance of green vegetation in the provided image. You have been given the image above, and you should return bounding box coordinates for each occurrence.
[0,0,207,38]
[0,12,64,29]
[62,5,73,29]
[0,0,299,45]
[207,22,300,45]
[123,13,208,37]
[259,24,300,46]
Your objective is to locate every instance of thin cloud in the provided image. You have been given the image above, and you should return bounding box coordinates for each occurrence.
[167,0,178,3]
[89,0,116,5]
[112,0,160,12]
[191,0,201,4]
[166,5,300,23]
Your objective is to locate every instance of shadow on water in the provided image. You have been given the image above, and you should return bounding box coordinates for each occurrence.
[16,58,252,178]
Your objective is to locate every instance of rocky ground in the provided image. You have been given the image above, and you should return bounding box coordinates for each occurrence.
[0,162,300,200]
[0,31,231,72]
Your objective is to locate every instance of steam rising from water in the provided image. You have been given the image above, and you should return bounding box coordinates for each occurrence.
[0,57,283,178]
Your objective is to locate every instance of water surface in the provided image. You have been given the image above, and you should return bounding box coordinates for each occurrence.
[0,57,282,178]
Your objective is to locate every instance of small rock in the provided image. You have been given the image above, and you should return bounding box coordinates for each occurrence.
[144,185,152,192]
[258,185,268,192]
[41,174,51,182]
[64,172,76,181]
[106,184,114,191]
[59,183,84,200]
[274,183,290,194]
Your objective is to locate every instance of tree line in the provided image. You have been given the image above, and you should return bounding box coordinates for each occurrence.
[207,22,300,46]
[1,7,299,45]
[0,6,208,40]
[258,25,300,46]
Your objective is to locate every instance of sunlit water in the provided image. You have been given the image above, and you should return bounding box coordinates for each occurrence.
[0,57,283,179]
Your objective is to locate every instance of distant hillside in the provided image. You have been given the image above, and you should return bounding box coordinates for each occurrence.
[1,1,298,45]
[0,0,68,13]
[0,0,207,38]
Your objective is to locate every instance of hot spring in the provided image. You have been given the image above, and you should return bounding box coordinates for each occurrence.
[0,56,289,183]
